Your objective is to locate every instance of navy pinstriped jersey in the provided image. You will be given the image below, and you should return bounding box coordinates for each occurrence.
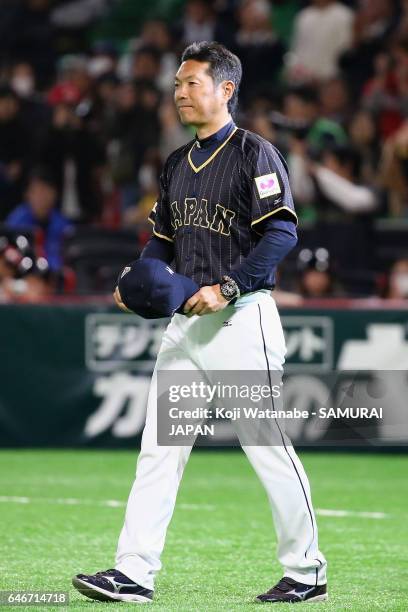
[148,126,297,288]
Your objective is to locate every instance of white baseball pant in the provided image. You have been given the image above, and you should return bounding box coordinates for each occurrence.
[115,290,327,590]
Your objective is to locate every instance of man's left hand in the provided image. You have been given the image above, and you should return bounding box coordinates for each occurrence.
[183,284,229,316]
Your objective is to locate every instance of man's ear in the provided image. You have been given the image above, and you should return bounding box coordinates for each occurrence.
[223,80,235,104]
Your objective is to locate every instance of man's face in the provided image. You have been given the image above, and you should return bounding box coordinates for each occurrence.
[0,95,18,122]
[27,179,57,220]
[0,255,14,281]
[284,94,316,122]
[302,269,331,297]
[174,60,231,126]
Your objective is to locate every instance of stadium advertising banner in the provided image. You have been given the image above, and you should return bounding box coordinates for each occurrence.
[1,304,407,448]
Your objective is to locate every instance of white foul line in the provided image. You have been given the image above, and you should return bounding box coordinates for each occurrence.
[0,496,388,518]
[0,496,124,507]
[316,508,389,519]
[0,496,214,511]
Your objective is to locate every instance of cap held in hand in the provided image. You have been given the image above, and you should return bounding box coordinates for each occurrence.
[117,257,199,319]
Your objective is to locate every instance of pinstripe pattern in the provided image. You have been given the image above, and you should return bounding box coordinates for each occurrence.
[149,128,297,287]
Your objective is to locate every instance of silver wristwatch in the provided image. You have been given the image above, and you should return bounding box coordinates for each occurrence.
[220,275,240,301]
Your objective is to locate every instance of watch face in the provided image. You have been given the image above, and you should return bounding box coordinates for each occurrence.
[221,281,237,299]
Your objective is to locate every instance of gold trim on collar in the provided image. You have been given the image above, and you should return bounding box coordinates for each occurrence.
[153,229,174,242]
[188,126,238,173]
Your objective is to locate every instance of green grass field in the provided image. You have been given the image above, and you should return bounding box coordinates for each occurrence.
[0,450,407,611]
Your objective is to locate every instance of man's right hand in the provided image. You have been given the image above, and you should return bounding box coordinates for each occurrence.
[113,286,133,313]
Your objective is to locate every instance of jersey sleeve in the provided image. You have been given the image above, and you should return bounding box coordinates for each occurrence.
[245,140,298,233]
[147,162,174,243]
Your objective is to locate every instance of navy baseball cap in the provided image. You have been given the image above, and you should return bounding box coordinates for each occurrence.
[117,258,199,319]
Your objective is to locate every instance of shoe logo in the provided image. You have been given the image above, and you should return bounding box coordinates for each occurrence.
[286,586,315,600]
[104,576,138,594]
[120,266,131,279]
[222,320,232,327]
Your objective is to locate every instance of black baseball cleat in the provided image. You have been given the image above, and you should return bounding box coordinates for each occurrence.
[72,569,153,603]
[256,576,328,603]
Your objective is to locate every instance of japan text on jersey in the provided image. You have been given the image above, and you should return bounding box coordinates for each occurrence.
[148,127,298,287]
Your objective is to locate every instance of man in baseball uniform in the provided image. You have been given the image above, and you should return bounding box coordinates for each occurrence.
[73,41,327,604]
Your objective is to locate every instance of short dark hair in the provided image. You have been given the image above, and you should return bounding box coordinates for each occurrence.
[135,45,162,64]
[287,84,318,106]
[181,41,242,113]
[324,143,361,177]
[28,167,58,191]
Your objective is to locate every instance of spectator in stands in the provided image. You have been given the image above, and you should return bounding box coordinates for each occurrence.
[1,254,52,303]
[0,239,22,302]
[142,22,177,93]
[287,0,354,82]
[340,0,397,97]
[40,89,107,222]
[158,95,191,161]
[348,109,380,185]
[14,256,53,302]
[292,143,380,280]
[88,40,118,80]
[362,51,405,141]
[55,54,93,101]
[10,61,36,100]
[108,81,138,191]
[95,72,119,110]
[233,0,285,106]
[50,0,111,54]
[118,20,177,92]
[5,259,53,303]
[5,171,72,271]
[398,0,408,37]
[0,0,56,89]
[122,150,161,233]
[379,119,408,216]
[385,258,408,299]
[314,144,379,214]
[9,61,51,159]
[297,247,342,298]
[0,230,55,302]
[0,86,28,219]
[246,108,276,145]
[179,0,216,45]
[280,85,347,156]
[318,77,351,125]
[93,73,120,144]
[109,79,161,210]
[290,143,379,217]
[353,0,396,51]
[1,0,408,297]
[130,47,162,85]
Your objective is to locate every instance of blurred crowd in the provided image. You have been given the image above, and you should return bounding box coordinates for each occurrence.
[1,0,408,303]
